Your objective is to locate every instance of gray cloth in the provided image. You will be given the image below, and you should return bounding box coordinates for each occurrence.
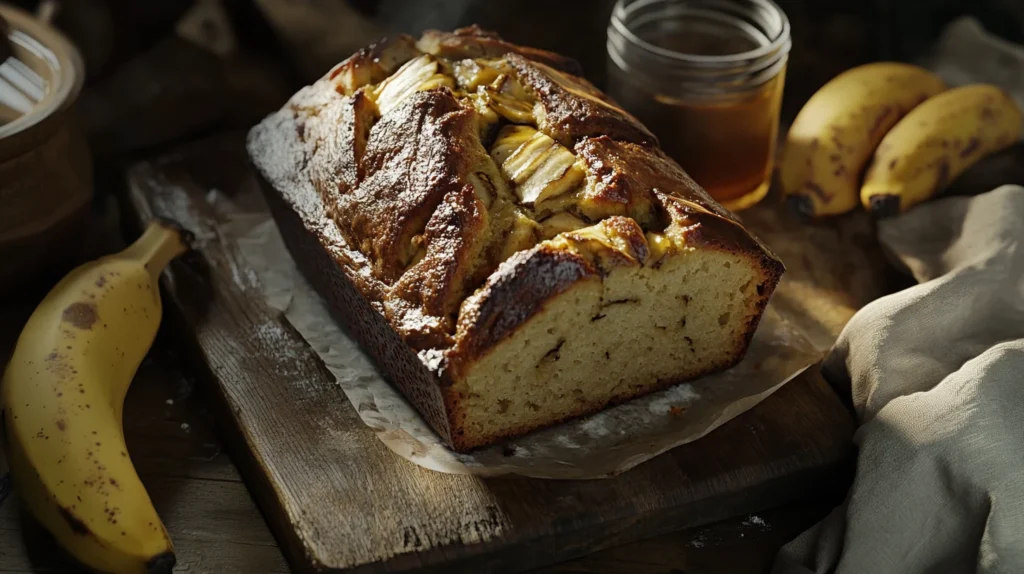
[773,185,1024,574]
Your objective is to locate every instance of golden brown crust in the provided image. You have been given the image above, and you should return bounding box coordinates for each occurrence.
[309,90,376,223]
[657,189,783,276]
[575,135,729,226]
[504,54,657,147]
[256,164,458,446]
[334,89,471,282]
[327,34,420,96]
[559,216,649,272]
[390,182,489,345]
[568,135,783,281]
[320,88,510,346]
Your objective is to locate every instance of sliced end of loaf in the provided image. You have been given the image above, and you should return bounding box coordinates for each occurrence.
[445,245,775,451]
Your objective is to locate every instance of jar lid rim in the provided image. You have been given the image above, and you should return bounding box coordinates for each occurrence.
[610,0,792,66]
[0,4,85,141]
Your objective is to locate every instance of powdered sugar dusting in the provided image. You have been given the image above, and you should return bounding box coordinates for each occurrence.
[553,434,580,449]
[647,384,701,415]
[579,415,612,438]
[389,300,446,338]
[230,260,261,291]
[418,348,446,373]
[254,320,300,359]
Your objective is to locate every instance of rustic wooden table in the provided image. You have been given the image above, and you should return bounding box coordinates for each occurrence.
[0,203,843,574]
[9,1,1024,569]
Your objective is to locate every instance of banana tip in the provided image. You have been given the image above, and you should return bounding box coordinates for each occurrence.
[785,195,816,221]
[867,194,902,219]
[153,217,195,250]
[146,551,176,574]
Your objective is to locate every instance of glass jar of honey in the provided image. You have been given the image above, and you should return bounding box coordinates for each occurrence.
[607,0,791,210]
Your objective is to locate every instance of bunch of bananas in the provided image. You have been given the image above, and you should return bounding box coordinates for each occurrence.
[1,220,189,574]
[781,62,1023,218]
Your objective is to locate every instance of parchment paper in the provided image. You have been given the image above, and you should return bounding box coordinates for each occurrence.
[209,191,819,479]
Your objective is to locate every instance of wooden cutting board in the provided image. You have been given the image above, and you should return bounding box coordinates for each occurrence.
[121,133,888,574]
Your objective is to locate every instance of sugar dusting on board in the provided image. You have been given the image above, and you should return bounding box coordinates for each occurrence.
[230,260,261,291]
[163,185,216,246]
[743,515,769,529]
[254,320,305,380]
[208,188,820,478]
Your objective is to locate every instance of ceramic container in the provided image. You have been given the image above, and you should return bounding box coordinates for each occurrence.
[0,4,89,293]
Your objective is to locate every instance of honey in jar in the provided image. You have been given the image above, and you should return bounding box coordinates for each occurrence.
[607,0,791,210]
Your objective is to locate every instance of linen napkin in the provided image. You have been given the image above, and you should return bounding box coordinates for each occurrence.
[773,185,1024,573]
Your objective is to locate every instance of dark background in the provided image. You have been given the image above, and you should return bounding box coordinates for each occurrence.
[7,0,1024,172]
[13,0,1024,86]
[346,0,1024,86]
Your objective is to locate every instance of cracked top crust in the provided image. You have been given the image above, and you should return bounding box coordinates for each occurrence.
[248,26,783,370]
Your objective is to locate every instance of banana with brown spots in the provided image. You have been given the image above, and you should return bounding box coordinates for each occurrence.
[861,84,1023,216]
[780,63,946,218]
[1,220,190,574]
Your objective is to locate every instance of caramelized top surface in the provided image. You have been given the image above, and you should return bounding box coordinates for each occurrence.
[270,27,780,352]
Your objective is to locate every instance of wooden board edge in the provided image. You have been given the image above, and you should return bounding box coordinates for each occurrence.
[120,166,332,574]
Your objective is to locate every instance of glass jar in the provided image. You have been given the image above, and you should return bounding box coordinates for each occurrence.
[607,0,791,210]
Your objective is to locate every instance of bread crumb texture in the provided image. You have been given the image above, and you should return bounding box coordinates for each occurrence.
[452,249,768,449]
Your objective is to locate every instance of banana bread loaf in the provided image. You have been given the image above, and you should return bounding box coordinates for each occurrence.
[248,27,784,451]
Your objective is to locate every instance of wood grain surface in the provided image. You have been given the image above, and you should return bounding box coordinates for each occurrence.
[0,282,842,574]
[109,132,875,574]
[740,196,892,353]
[0,296,840,574]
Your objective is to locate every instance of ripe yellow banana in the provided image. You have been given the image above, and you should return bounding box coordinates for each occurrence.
[781,63,946,217]
[1,220,190,574]
[861,84,1023,215]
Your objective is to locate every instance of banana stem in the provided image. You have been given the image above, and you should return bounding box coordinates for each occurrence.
[121,220,191,283]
